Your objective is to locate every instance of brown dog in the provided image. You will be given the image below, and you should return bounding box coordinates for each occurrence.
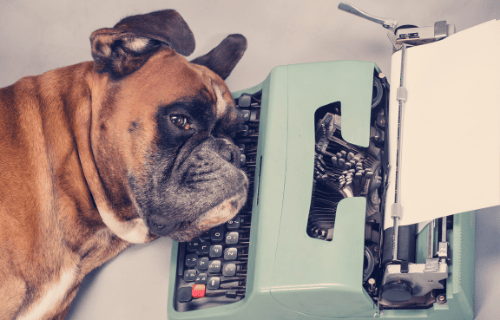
[0,10,248,320]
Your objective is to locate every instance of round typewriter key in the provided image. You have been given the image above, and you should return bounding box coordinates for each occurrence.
[208,260,221,273]
[240,110,251,122]
[225,232,239,244]
[207,276,220,290]
[187,241,199,253]
[222,263,237,276]
[195,273,208,284]
[210,229,224,242]
[224,247,238,260]
[197,257,209,271]
[192,284,206,298]
[185,254,198,267]
[209,245,223,258]
[238,93,252,108]
[226,217,240,230]
[197,241,210,256]
[177,286,193,303]
[183,269,197,282]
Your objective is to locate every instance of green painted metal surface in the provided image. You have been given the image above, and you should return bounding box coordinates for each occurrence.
[167,61,475,320]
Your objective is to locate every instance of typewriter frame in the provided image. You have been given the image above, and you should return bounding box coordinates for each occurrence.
[168,61,475,320]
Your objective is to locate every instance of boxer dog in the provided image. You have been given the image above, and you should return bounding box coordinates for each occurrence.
[0,10,248,320]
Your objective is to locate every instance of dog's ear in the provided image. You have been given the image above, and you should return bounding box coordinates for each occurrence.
[90,10,195,78]
[191,34,247,80]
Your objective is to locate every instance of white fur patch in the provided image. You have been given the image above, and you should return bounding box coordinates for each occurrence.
[17,267,77,320]
[126,38,150,52]
[98,205,150,244]
[213,85,228,118]
[199,189,247,226]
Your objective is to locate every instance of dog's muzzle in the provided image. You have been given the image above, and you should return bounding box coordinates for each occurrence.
[145,137,248,238]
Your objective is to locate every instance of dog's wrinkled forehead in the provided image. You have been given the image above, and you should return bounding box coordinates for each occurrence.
[181,61,235,121]
[89,9,246,134]
[113,49,236,130]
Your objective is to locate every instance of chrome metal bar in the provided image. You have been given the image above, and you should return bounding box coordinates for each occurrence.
[391,44,408,261]
[441,216,447,242]
[428,220,435,259]
[338,3,397,30]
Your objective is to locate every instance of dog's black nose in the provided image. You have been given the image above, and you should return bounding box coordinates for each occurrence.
[217,140,242,168]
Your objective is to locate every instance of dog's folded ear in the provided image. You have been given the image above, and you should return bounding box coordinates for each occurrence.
[90,10,195,78]
[191,34,247,80]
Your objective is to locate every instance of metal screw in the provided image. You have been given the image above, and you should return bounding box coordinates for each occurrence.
[368,278,376,292]
[437,294,447,304]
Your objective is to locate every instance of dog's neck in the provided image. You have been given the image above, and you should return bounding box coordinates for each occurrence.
[1,61,150,264]
[77,66,155,244]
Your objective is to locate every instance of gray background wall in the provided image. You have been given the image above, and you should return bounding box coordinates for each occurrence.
[0,0,499,319]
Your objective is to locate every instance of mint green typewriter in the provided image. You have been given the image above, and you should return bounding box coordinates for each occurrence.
[167,5,475,320]
[167,59,474,319]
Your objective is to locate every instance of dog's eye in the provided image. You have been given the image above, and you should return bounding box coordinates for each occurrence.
[170,115,190,130]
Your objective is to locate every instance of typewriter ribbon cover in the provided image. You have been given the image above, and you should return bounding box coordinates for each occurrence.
[384,19,500,230]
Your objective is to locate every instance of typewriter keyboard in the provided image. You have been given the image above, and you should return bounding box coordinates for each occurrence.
[173,92,260,311]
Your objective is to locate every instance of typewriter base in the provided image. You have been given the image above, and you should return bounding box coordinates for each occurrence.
[169,211,474,320]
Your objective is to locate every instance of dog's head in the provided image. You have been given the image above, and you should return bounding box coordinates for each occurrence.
[86,10,248,243]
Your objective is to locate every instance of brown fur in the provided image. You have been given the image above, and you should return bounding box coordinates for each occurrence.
[0,45,240,319]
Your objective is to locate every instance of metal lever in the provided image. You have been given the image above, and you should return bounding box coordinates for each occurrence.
[338,3,397,31]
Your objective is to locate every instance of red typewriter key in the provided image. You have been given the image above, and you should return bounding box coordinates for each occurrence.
[192,284,206,298]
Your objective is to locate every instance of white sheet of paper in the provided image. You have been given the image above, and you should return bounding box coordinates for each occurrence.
[384,20,500,229]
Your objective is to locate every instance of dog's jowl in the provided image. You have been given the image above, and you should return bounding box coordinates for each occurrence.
[0,10,247,320]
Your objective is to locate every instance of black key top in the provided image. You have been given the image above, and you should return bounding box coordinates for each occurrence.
[185,254,198,268]
[208,260,221,273]
[225,232,239,244]
[209,245,223,258]
[187,241,200,253]
[226,290,237,299]
[184,269,197,282]
[207,276,221,290]
[198,241,210,256]
[197,257,209,271]
[240,109,251,122]
[238,144,246,154]
[211,229,224,242]
[222,263,237,276]
[200,231,211,240]
[226,217,240,230]
[224,248,238,260]
[238,93,252,108]
[195,273,208,285]
[250,110,259,122]
[238,125,249,136]
[177,286,193,303]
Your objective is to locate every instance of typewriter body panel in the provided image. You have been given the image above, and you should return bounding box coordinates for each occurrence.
[167,61,475,320]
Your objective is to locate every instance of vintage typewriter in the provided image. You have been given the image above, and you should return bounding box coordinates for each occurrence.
[167,4,475,320]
